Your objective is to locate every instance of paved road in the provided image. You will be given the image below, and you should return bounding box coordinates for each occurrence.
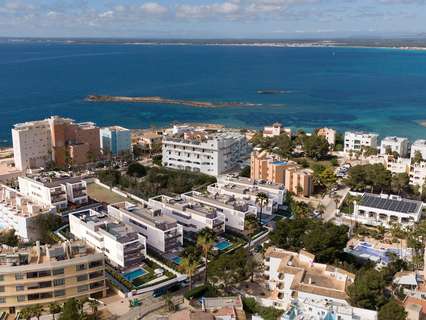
[322,186,350,222]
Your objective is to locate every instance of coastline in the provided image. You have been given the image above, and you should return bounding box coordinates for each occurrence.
[85,95,260,109]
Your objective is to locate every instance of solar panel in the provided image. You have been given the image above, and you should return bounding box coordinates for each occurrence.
[359,194,421,214]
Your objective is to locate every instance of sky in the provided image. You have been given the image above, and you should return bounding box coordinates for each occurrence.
[1,0,426,38]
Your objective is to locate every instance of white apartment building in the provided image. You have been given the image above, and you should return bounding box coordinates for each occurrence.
[385,156,411,174]
[411,140,426,160]
[12,120,52,171]
[207,175,286,215]
[344,131,379,153]
[107,202,183,253]
[18,175,88,210]
[380,136,409,157]
[351,193,423,229]
[148,195,225,236]
[263,123,291,138]
[181,191,257,232]
[0,184,55,240]
[162,131,249,176]
[262,247,355,310]
[69,208,146,269]
[410,161,426,190]
[281,299,377,320]
[317,127,337,146]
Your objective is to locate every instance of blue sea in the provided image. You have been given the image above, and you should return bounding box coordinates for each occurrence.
[1,42,426,146]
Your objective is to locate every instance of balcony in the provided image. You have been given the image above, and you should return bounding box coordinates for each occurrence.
[73,190,87,198]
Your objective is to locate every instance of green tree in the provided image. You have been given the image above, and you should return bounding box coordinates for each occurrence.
[197,228,216,285]
[318,166,337,192]
[19,306,34,320]
[302,135,330,160]
[49,302,62,320]
[363,146,379,157]
[412,151,423,164]
[208,249,251,293]
[391,173,409,195]
[346,164,391,193]
[255,192,269,224]
[127,162,147,178]
[32,304,43,320]
[59,298,84,320]
[244,215,259,250]
[180,256,199,291]
[378,300,407,320]
[240,165,251,178]
[347,268,387,310]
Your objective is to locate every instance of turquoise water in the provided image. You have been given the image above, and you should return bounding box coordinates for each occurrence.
[215,240,232,250]
[123,268,147,281]
[1,43,426,146]
[171,256,182,265]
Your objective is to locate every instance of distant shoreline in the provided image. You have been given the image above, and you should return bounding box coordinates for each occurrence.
[2,38,426,52]
[85,95,259,109]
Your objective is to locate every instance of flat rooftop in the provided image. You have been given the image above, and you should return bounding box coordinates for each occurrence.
[152,195,221,219]
[186,192,250,212]
[220,176,284,191]
[0,240,98,267]
[359,193,422,214]
[111,202,178,230]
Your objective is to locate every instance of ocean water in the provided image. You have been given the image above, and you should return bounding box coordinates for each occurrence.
[1,42,426,146]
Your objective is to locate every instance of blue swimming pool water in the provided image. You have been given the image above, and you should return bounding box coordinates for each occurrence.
[124,268,147,282]
[171,256,182,265]
[353,244,401,264]
[215,240,232,251]
[272,161,288,165]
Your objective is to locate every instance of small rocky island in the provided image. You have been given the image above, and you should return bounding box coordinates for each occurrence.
[86,95,252,108]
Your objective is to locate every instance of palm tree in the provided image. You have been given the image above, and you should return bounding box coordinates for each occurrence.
[244,215,258,250]
[180,256,198,291]
[255,192,269,225]
[49,302,62,320]
[197,228,216,285]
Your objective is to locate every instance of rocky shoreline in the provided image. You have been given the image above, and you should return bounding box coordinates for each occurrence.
[85,95,254,108]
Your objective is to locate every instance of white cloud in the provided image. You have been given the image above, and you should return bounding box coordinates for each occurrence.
[176,2,240,19]
[140,2,168,15]
[99,10,114,18]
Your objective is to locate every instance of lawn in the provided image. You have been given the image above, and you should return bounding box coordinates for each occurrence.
[87,183,130,204]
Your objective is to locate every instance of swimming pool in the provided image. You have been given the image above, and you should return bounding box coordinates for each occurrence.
[171,256,182,265]
[215,240,232,251]
[352,243,401,264]
[124,268,147,282]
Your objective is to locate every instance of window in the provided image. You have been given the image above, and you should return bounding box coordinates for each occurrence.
[76,264,87,272]
[38,270,51,277]
[17,295,26,302]
[0,275,4,281]
[77,274,88,282]
[77,285,88,293]
[15,273,24,280]
[0,286,4,293]
[54,290,65,297]
[16,285,25,292]
[52,268,64,276]
[89,271,103,279]
[53,278,65,286]
[0,297,5,304]
[89,260,103,269]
